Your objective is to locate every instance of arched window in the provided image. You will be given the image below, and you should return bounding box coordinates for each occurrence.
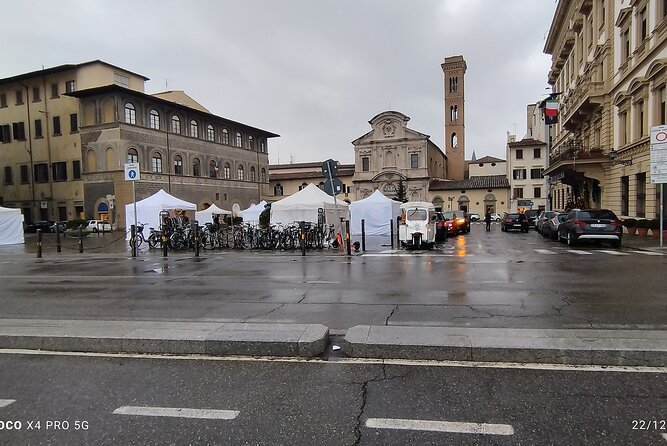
[124,103,136,124]
[207,124,215,141]
[171,115,181,134]
[192,158,201,176]
[250,166,256,181]
[248,135,254,150]
[86,149,97,173]
[235,132,242,147]
[105,147,115,170]
[222,129,229,145]
[209,160,218,178]
[318,181,325,190]
[149,109,160,129]
[174,155,183,175]
[127,148,138,164]
[299,182,308,191]
[274,183,283,196]
[451,132,458,147]
[260,142,265,153]
[152,153,162,173]
[224,163,230,179]
[190,120,198,138]
[237,165,244,180]
[260,168,266,182]
[384,150,395,167]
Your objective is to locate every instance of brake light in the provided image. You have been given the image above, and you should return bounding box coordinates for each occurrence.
[505,218,512,223]
[573,220,587,227]
[611,221,622,227]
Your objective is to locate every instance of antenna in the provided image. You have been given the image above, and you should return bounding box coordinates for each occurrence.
[161,77,172,91]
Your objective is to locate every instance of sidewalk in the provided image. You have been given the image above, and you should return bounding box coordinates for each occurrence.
[620,233,667,252]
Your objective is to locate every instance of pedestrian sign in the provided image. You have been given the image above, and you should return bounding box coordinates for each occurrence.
[124,163,140,181]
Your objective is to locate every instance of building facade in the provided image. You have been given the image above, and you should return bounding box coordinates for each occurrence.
[507,135,548,212]
[268,162,355,202]
[442,56,467,180]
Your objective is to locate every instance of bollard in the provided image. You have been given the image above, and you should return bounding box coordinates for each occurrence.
[396,216,401,247]
[192,221,200,258]
[130,225,137,258]
[390,219,394,249]
[162,227,169,258]
[36,229,43,258]
[300,221,306,256]
[361,219,366,252]
[346,220,351,256]
[78,227,84,253]
[55,224,62,253]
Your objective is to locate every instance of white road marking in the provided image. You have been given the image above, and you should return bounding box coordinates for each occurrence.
[568,250,593,255]
[0,399,16,407]
[113,405,239,420]
[365,418,514,436]
[631,251,664,256]
[535,249,557,255]
[3,349,666,374]
[598,250,629,256]
[661,433,667,442]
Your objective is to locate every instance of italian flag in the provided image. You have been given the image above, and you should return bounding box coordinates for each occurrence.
[545,98,559,118]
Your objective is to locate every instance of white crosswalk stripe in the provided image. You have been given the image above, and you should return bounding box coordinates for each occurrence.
[0,399,16,407]
[598,250,630,256]
[535,249,557,255]
[631,250,664,256]
[567,250,593,255]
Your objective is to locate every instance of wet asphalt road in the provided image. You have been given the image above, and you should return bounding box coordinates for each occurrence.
[0,224,666,331]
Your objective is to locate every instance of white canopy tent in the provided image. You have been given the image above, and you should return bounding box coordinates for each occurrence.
[0,206,24,245]
[124,189,197,239]
[349,190,401,236]
[270,183,349,225]
[239,201,267,225]
[195,203,231,224]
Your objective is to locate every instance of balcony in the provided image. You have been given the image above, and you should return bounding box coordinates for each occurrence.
[543,142,607,177]
[561,81,606,131]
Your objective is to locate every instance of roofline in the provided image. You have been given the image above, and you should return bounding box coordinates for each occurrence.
[66,84,280,138]
[0,60,149,86]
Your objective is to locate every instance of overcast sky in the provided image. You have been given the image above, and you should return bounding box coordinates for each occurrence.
[3,0,557,165]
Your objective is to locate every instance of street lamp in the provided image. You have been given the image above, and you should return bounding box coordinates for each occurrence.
[447,197,454,210]
[608,148,632,166]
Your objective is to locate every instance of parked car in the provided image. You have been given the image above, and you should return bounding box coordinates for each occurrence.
[467,212,481,222]
[24,220,55,233]
[536,211,558,234]
[524,209,540,229]
[501,213,529,232]
[443,210,470,235]
[542,213,567,240]
[490,212,502,222]
[434,212,448,242]
[50,220,68,233]
[558,209,622,248]
[87,220,112,233]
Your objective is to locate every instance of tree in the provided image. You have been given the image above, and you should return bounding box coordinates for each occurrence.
[395,179,408,203]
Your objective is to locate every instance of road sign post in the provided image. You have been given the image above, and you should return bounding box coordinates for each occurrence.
[125,163,141,254]
[650,126,667,248]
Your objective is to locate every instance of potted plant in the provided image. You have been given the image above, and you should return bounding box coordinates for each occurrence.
[648,218,661,238]
[622,218,637,236]
[636,219,650,237]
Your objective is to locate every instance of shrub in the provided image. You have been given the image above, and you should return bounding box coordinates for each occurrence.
[636,219,650,229]
[648,218,660,230]
[66,219,87,230]
[622,218,637,228]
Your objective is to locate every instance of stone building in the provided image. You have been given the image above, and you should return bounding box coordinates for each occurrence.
[268,162,355,202]
[442,55,467,180]
[507,135,548,212]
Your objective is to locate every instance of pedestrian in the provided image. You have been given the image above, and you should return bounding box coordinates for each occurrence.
[485,211,492,231]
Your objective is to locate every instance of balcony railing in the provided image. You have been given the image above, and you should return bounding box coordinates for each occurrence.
[549,143,606,164]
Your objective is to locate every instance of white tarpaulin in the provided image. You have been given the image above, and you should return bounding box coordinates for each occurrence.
[239,201,267,224]
[270,183,349,225]
[124,189,197,239]
[0,206,24,245]
[349,190,401,236]
[195,203,231,224]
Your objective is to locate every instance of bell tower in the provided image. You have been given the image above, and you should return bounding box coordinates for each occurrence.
[442,55,466,180]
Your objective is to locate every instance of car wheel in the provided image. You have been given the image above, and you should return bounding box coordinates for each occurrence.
[92,228,98,233]
[567,231,577,247]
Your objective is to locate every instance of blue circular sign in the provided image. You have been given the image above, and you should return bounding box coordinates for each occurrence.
[128,170,137,179]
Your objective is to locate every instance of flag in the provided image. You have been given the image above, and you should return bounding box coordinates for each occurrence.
[544,97,559,125]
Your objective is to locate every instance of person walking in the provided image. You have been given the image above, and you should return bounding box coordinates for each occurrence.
[485,211,492,231]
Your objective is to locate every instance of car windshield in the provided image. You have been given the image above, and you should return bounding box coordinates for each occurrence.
[556,214,567,221]
[443,211,455,219]
[578,210,618,220]
[406,209,427,221]
[507,213,520,218]
[453,211,465,217]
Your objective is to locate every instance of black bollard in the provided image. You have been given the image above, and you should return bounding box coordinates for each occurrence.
[361,219,366,252]
[346,220,351,256]
[300,221,306,256]
[192,221,200,258]
[396,216,401,247]
[130,225,137,258]
[36,229,42,258]
[78,227,84,253]
[390,219,394,249]
[162,226,168,258]
[55,224,62,253]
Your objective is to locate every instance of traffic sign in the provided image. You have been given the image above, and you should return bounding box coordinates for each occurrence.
[323,178,344,196]
[322,159,338,179]
[124,163,140,181]
[651,125,667,183]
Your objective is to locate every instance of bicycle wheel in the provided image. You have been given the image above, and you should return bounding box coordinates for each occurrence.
[201,230,216,250]
[148,233,162,249]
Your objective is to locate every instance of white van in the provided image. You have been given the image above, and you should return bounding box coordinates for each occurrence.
[398,201,436,249]
[87,220,112,232]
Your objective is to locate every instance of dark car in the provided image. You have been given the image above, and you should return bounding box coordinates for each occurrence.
[434,212,448,242]
[25,220,55,233]
[536,211,558,234]
[558,209,622,248]
[50,221,68,233]
[542,213,566,240]
[443,210,470,235]
[524,209,540,229]
[501,213,529,232]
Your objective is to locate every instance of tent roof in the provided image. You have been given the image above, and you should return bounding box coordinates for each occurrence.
[351,189,400,206]
[272,183,348,207]
[0,206,21,214]
[199,203,231,215]
[132,189,197,210]
[240,201,267,215]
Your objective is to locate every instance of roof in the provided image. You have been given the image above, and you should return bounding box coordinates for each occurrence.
[508,138,546,147]
[0,60,149,86]
[468,156,505,164]
[269,164,355,181]
[67,85,279,138]
[429,175,510,191]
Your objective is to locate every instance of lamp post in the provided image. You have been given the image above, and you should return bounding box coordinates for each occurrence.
[608,148,632,166]
[448,196,454,210]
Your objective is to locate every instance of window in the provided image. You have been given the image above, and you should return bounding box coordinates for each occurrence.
[73,160,81,179]
[620,111,629,145]
[209,161,218,178]
[124,103,136,124]
[513,187,524,199]
[260,142,265,153]
[20,165,29,184]
[516,149,523,159]
[260,168,266,183]
[34,119,42,138]
[449,77,458,93]
[52,161,67,182]
[534,187,542,198]
[274,184,284,196]
[513,169,526,180]
[223,163,230,179]
[621,28,630,63]
[659,86,667,126]
[192,158,201,176]
[51,83,59,98]
[636,173,646,217]
[0,125,10,143]
[174,155,183,175]
[237,165,244,180]
[222,129,229,145]
[34,163,48,183]
[171,116,181,134]
[299,182,308,191]
[65,80,75,93]
[149,110,160,129]
[70,113,78,132]
[0,94,6,108]
[190,120,198,138]
[533,148,541,158]
[250,166,256,181]
[248,135,254,150]
[207,124,214,141]
[639,6,647,42]
[410,153,419,169]
[151,153,163,173]
[3,166,12,185]
[636,100,646,138]
[12,122,25,140]
[15,90,23,105]
[530,168,543,179]
[362,157,369,171]
[52,116,61,135]
[451,132,458,147]
[32,87,40,102]
[621,176,629,215]
[235,132,242,147]
[127,148,138,163]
